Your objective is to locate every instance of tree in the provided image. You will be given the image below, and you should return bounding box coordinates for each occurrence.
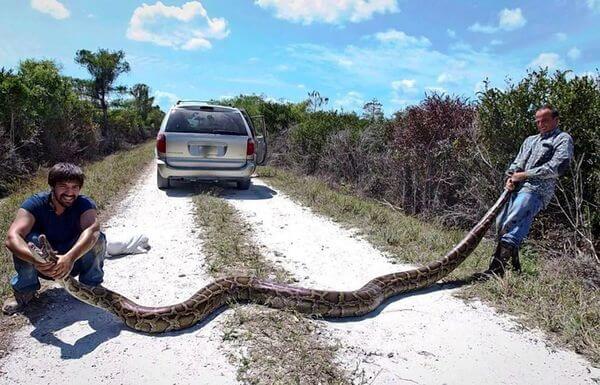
[0,68,28,145]
[362,98,384,122]
[307,90,329,112]
[75,49,130,141]
[130,83,154,122]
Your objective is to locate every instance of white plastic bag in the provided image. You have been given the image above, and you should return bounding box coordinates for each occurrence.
[105,230,150,256]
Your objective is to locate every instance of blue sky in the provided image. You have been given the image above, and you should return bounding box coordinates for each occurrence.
[1,0,599,115]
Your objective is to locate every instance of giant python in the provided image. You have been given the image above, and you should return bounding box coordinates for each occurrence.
[27,189,510,333]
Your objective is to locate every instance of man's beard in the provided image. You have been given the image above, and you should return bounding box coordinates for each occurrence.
[53,191,77,207]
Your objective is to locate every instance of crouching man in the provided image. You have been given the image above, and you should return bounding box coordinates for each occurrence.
[2,163,106,314]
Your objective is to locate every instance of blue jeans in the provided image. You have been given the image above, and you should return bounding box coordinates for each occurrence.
[496,191,543,249]
[10,232,106,294]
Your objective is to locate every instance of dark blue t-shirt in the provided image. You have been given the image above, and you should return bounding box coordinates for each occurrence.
[21,191,97,254]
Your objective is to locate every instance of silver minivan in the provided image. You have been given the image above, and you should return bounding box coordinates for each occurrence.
[156,101,268,190]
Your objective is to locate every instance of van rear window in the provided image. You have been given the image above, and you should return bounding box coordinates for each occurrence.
[165,107,247,135]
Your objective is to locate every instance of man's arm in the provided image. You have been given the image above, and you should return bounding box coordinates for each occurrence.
[5,209,55,275]
[524,135,574,180]
[50,209,100,279]
[503,137,531,191]
[506,137,531,176]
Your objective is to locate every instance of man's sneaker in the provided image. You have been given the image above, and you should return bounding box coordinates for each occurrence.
[2,291,35,315]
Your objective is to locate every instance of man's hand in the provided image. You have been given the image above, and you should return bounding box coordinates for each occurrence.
[505,178,516,191]
[49,255,75,279]
[505,171,528,191]
[34,261,57,276]
[510,171,528,182]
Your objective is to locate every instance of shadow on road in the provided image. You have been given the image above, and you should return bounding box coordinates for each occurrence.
[23,284,233,355]
[23,287,124,359]
[221,184,277,201]
[324,281,466,324]
[162,179,277,200]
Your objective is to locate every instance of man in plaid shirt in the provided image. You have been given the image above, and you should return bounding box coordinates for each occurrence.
[482,105,574,277]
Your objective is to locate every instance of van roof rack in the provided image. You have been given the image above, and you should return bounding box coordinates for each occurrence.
[175,100,214,105]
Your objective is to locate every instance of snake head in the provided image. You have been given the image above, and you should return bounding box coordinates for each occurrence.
[28,234,59,264]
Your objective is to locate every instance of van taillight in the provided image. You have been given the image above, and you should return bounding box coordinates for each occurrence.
[157,133,166,154]
[246,138,255,156]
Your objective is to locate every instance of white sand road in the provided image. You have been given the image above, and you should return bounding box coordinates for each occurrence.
[1,166,599,385]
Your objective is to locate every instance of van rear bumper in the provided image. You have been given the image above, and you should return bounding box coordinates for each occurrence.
[157,158,255,181]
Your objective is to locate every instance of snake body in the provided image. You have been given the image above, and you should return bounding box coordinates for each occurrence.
[32,190,510,333]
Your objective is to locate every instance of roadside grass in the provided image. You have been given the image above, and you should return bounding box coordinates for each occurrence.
[257,166,600,365]
[193,191,353,385]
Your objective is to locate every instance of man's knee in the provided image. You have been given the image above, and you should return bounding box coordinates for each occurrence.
[91,232,107,259]
[74,232,106,286]
[10,235,42,293]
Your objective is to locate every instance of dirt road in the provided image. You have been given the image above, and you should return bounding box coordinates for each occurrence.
[1,166,598,384]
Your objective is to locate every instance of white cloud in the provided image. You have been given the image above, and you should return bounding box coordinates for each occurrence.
[375,29,430,46]
[127,1,229,50]
[567,47,581,60]
[285,29,525,110]
[391,79,417,92]
[263,96,293,104]
[391,79,418,106]
[447,29,456,38]
[182,37,212,50]
[255,0,399,24]
[333,91,364,110]
[587,0,600,11]
[437,73,461,84]
[154,90,179,106]
[554,32,567,41]
[498,8,526,30]
[490,39,503,46]
[470,7,526,34]
[30,0,70,19]
[449,41,473,51]
[337,57,354,67]
[468,22,498,34]
[529,53,564,70]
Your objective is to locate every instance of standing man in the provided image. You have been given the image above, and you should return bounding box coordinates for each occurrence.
[482,105,574,277]
[2,163,106,314]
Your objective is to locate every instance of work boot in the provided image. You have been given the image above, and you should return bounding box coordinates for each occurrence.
[510,248,522,273]
[2,291,35,315]
[472,242,515,281]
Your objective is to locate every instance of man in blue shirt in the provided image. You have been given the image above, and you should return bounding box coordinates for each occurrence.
[2,163,106,314]
[480,105,574,278]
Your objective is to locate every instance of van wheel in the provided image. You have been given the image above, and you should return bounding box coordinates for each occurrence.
[157,170,170,190]
[236,179,251,190]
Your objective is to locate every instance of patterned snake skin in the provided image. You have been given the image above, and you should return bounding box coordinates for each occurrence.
[28,190,510,333]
